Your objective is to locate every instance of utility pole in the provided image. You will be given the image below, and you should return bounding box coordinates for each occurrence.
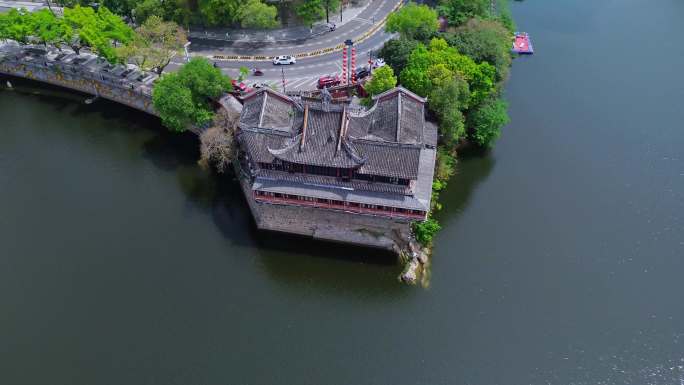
[368,49,372,73]
[340,0,343,22]
[325,0,330,24]
[281,67,286,93]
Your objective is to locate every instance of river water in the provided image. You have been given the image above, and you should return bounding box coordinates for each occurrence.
[1,1,683,384]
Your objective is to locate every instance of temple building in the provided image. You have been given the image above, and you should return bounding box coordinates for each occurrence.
[234,86,437,251]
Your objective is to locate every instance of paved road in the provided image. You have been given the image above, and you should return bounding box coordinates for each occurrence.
[188,0,401,57]
[168,29,395,92]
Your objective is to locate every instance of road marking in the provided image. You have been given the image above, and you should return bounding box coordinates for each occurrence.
[354,18,374,25]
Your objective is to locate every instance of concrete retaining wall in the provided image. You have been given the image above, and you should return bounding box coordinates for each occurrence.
[237,170,411,253]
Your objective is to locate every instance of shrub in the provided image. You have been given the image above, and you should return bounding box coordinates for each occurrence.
[413,218,442,245]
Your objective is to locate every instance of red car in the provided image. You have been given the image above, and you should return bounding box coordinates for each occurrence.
[231,79,253,95]
[317,75,341,89]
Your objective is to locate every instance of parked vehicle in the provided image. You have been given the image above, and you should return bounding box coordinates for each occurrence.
[273,55,296,65]
[355,67,370,80]
[372,58,385,69]
[231,79,253,95]
[317,74,341,89]
[250,82,270,89]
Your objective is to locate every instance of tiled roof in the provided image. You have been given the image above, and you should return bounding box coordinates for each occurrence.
[269,109,363,168]
[355,141,421,179]
[238,87,431,180]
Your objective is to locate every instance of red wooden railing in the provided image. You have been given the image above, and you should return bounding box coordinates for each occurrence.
[254,193,426,220]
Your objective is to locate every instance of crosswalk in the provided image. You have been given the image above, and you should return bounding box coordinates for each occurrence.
[285,77,321,91]
[242,74,344,92]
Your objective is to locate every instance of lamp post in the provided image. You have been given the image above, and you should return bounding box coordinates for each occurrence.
[344,39,353,84]
[183,41,191,63]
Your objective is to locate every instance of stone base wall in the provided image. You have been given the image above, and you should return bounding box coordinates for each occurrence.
[0,61,156,115]
[237,171,411,253]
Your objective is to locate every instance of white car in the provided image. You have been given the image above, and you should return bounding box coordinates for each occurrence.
[273,55,296,65]
[372,58,386,69]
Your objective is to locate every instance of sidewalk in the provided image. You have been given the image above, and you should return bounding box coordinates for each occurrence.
[188,0,402,57]
[188,1,371,44]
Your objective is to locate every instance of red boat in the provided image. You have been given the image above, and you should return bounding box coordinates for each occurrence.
[512,32,534,54]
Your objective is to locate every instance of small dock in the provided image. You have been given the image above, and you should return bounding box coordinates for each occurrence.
[512,32,534,54]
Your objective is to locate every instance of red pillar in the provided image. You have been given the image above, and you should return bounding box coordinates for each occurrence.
[342,49,347,85]
[351,47,356,84]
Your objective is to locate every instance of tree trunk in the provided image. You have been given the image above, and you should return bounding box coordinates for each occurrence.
[326,6,329,24]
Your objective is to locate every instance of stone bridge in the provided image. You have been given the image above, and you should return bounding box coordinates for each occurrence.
[0,44,158,117]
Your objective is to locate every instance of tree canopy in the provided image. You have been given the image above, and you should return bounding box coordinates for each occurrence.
[0,9,35,44]
[378,37,418,74]
[0,5,134,63]
[445,18,512,81]
[296,0,325,29]
[152,57,232,132]
[385,3,439,42]
[322,0,340,24]
[437,0,489,27]
[238,0,279,29]
[61,5,134,62]
[28,9,71,47]
[198,0,241,27]
[468,97,509,147]
[364,65,397,97]
[400,38,495,106]
[119,15,187,74]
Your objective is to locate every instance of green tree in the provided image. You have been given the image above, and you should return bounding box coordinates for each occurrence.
[101,0,138,20]
[120,16,187,74]
[199,0,241,26]
[401,38,496,106]
[496,0,516,32]
[427,70,470,144]
[152,57,232,132]
[238,0,279,29]
[468,97,509,147]
[445,18,512,81]
[63,5,98,54]
[296,0,325,30]
[385,3,438,41]
[364,65,397,97]
[322,0,339,24]
[437,0,489,27]
[378,38,418,74]
[0,9,33,44]
[133,0,166,23]
[97,6,134,46]
[29,9,72,48]
[163,0,195,27]
[61,5,133,62]
[152,74,198,132]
